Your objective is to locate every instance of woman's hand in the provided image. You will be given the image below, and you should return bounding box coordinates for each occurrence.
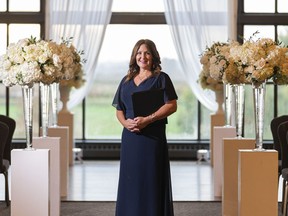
[125,118,140,133]
[133,116,150,130]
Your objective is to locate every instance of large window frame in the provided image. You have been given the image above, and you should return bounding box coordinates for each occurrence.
[237,0,288,126]
[3,0,285,158]
[0,0,45,135]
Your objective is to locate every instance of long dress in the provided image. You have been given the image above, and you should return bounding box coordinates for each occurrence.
[112,72,178,216]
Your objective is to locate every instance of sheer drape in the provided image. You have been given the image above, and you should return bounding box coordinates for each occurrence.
[163,0,233,112]
[46,0,113,109]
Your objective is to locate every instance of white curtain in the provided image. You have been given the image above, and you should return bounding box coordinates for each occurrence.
[163,0,234,112]
[46,0,113,109]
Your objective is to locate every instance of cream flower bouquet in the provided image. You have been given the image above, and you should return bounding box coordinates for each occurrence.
[199,41,235,91]
[0,36,85,88]
[58,37,86,89]
[229,32,288,87]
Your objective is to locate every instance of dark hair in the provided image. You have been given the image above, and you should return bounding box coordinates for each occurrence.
[126,39,161,81]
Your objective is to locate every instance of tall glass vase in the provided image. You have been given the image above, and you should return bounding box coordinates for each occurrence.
[252,81,266,151]
[224,83,233,126]
[50,82,59,127]
[22,85,34,150]
[232,84,245,138]
[40,83,50,137]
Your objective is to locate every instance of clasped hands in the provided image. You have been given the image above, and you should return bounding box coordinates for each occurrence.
[126,116,149,133]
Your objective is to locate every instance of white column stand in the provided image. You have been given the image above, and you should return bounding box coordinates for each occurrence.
[58,112,74,166]
[11,149,49,216]
[238,150,278,216]
[213,126,236,197]
[33,137,61,216]
[47,126,69,198]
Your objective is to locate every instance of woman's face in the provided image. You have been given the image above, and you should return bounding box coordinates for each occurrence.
[136,44,153,71]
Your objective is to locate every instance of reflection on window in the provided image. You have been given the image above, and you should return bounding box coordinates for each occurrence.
[277,85,288,116]
[9,24,40,43]
[278,0,288,12]
[0,0,6,11]
[112,0,164,12]
[0,24,7,54]
[9,0,40,12]
[243,25,275,40]
[85,25,198,140]
[244,0,274,13]
[278,26,288,46]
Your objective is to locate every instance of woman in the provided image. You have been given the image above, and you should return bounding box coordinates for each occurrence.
[112,39,178,216]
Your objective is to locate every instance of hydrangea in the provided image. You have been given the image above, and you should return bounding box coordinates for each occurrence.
[0,36,85,88]
[199,32,288,88]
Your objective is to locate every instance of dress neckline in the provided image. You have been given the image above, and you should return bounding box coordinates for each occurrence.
[133,76,150,87]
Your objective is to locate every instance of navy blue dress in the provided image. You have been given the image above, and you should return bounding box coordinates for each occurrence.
[112,72,178,216]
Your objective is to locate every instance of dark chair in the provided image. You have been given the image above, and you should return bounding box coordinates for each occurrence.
[0,121,10,206]
[0,115,16,164]
[0,115,16,206]
[270,115,288,177]
[277,121,288,215]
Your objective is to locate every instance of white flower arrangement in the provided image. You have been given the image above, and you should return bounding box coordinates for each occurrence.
[199,42,226,92]
[199,41,240,91]
[0,36,85,88]
[199,32,288,88]
[198,71,223,92]
[229,32,288,87]
[58,37,86,89]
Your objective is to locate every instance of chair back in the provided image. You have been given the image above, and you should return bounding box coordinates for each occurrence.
[271,115,288,160]
[0,121,9,172]
[278,121,288,170]
[0,115,16,163]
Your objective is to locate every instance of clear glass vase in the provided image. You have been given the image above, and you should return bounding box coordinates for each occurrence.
[50,82,59,127]
[40,83,50,137]
[252,81,266,151]
[22,85,34,150]
[224,83,233,127]
[232,84,245,138]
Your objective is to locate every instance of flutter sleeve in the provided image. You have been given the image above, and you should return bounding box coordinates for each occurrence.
[162,72,178,103]
[112,76,126,111]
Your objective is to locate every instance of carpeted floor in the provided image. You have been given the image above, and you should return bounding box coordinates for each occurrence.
[0,201,283,216]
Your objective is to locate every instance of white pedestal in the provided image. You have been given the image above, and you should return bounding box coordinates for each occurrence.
[213,126,236,197]
[11,149,49,216]
[46,126,69,197]
[238,150,278,216]
[210,113,225,167]
[33,137,61,216]
[58,111,74,166]
[222,138,255,216]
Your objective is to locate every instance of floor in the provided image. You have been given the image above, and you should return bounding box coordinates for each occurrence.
[65,160,216,201]
[0,159,283,202]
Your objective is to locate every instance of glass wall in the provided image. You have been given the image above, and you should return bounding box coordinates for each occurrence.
[3,0,286,144]
[71,0,203,141]
[0,0,42,139]
[79,24,199,140]
[239,0,288,140]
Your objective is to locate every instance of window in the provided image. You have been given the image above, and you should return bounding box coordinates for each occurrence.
[239,0,288,140]
[73,0,204,141]
[0,0,44,139]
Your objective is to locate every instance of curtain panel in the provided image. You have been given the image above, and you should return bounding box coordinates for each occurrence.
[163,0,234,112]
[46,0,113,109]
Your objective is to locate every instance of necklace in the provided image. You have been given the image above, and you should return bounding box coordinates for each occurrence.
[138,74,148,81]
